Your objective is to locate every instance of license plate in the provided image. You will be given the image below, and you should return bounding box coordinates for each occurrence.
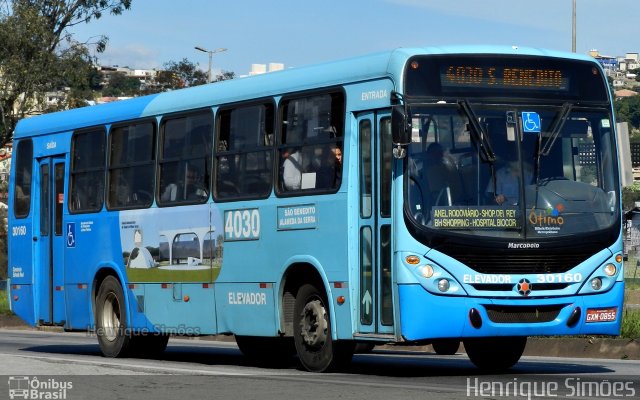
[585,307,618,323]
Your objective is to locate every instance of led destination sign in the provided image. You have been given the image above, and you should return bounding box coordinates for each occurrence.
[442,65,568,91]
[405,54,609,102]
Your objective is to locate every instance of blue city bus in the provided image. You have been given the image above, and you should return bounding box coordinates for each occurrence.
[8,46,625,372]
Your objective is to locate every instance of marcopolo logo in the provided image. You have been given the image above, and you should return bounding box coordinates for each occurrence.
[507,242,540,249]
[8,376,73,399]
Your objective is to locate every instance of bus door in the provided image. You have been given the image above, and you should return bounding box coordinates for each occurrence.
[36,156,66,325]
[357,112,394,335]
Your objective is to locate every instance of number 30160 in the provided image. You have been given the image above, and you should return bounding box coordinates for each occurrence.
[224,209,260,241]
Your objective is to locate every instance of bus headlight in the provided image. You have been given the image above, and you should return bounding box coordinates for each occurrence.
[438,279,450,292]
[604,263,617,277]
[420,265,434,278]
[591,277,603,291]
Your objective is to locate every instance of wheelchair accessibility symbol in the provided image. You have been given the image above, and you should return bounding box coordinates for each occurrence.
[522,111,541,133]
[66,222,76,248]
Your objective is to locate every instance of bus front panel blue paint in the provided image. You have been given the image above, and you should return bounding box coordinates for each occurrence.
[398,281,624,341]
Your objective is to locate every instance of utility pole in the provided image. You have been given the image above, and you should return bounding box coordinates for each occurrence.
[572,0,577,52]
[194,46,228,83]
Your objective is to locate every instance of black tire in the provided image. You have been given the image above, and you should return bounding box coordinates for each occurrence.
[463,336,527,371]
[432,339,460,355]
[293,283,354,372]
[235,335,295,366]
[95,276,132,357]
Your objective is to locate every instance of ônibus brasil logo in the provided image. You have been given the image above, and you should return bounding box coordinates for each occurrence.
[8,376,73,400]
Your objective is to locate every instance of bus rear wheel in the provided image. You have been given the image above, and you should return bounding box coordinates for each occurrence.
[463,336,527,371]
[293,284,354,372]
[95,276,132,357]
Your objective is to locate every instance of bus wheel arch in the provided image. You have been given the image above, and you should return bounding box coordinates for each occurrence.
[280,262,326,336]
[280,263,354,372]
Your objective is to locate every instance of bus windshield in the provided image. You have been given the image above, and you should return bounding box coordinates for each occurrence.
[405,102,619,240]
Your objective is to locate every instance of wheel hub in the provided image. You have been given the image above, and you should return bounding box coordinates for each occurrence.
[101,292,121,342]
[299,299,327,349]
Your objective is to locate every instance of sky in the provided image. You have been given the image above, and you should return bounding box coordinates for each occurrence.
[69,0,640,76]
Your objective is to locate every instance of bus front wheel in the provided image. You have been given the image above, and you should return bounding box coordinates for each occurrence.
[95,276,132,357]
[293,283,354,372]
[463,336,527,371]
[432,339,460,355]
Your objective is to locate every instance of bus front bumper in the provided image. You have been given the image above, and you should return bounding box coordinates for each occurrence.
[398,281,624,341]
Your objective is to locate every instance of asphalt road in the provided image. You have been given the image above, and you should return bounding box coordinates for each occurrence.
[0,329,638,400]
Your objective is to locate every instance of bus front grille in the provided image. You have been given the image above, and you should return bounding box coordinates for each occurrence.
[452,252,593,274]
[470,283,569,291]
[485,305,565,324]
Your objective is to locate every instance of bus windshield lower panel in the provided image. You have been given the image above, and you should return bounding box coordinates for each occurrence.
[405,103,619,242]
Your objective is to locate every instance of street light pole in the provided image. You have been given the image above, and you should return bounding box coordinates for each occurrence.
[194,46,228,83]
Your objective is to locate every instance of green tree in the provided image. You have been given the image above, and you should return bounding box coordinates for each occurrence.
[153,58,208,92]
[102,72,140,97]
[216,71,236,82]
[615,95,640,133]
[0,0,132,145]
[150,58,235,94]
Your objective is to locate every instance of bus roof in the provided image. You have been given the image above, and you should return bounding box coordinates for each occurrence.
[13,45,597,139]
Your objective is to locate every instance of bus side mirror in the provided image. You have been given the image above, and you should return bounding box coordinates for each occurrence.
[392,106,411,146]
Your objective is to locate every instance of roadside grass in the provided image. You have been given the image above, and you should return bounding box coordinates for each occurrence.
[0,290,11,315]
[626,279,640,290]
[621,308,640,339]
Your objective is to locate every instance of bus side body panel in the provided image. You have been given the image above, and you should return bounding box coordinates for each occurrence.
[64,211,128,330]
[213,193,350,337]
[113,205,219,333]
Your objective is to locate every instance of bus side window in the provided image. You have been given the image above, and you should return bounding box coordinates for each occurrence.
[108,121,156,210]
[13,139,33,218]
[70,129,106,213]
[277,92,344,194]
[214,102,274,200]
[158,111,213,206]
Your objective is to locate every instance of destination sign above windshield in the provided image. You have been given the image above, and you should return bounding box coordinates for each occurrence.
[441,65,569,92]
[404,54,609,102]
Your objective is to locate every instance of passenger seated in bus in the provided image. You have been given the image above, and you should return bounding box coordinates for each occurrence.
[316,144,342,189]
[486,159,533,206]
[423,143,462,205]
[282,148,303,190]
[161,166,208,202]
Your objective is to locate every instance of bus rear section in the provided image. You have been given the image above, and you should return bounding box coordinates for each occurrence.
[391,52,624,369]
[9,135,71,328]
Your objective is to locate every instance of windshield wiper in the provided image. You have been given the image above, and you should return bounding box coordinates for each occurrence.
[540,102,573,156]
[458,100,496,164]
